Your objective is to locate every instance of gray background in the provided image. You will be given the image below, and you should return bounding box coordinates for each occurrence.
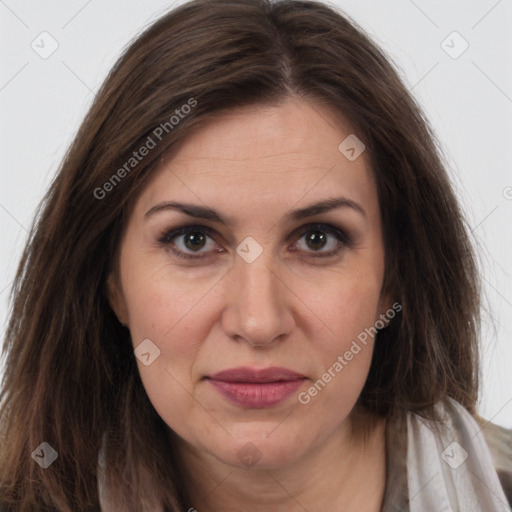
[1,0,511,428]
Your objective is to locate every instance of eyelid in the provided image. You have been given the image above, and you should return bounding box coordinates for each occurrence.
[157,222,353,260]
[292,222,353,247]
[158,224,217,245]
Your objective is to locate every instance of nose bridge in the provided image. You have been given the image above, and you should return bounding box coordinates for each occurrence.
[222,245,292,346]
[236,233,278,294]
[239,253,277,303]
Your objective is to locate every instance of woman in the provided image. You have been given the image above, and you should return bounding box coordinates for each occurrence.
[0,0,510,510]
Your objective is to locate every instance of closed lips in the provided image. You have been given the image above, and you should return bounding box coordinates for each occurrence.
[206,366,306,383]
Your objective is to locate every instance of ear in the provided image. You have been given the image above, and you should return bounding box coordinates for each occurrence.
[377,291,393,316]
[106,272,129,326]
[376,289,398,326]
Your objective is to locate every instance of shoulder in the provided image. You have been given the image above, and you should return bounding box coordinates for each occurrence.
[433,397,512,508]
[474,413,512,507]
[382,397,512,511]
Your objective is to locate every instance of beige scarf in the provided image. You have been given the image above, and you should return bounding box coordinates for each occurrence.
[406,397,510,511]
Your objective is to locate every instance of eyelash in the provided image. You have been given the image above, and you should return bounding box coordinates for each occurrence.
[157,223,353,261]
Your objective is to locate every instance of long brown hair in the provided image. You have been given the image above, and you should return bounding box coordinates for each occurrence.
[0,0,481,510]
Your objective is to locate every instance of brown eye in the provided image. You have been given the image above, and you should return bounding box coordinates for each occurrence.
[292,223,352,257]
[304,230,328,251]
[182,231,208,251]
[158,225,219,259]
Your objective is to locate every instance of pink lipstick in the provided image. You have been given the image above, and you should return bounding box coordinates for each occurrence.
[206,367,306,408]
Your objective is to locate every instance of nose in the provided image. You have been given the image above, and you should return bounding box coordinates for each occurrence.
[220,251,295,348]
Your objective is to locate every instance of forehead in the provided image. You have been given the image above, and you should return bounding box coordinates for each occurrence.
[164,97,361,164]
[135,97,377,221]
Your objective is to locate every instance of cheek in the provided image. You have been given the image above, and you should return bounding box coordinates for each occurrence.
[298,263,382,347]
[124,284,210,439]
[126,283,215,395]
[294,267,381,408]
[119,258,224,427]
[121,251,215,350]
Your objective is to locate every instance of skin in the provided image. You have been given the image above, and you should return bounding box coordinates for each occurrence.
[108,96,392,511]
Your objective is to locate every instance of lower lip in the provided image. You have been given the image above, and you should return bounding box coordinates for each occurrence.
[207,378,305,408]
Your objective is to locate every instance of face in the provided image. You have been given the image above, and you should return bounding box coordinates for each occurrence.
[108,96,391,470]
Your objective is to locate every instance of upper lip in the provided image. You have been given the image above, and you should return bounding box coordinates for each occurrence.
[207,366,306,383]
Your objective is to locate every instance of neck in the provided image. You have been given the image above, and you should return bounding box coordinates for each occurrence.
[174,410,388,512]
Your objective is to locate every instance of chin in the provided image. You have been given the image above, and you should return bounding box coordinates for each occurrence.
[209,428,310,471]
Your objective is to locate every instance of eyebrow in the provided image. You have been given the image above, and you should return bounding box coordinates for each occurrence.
[144,196,366,224]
